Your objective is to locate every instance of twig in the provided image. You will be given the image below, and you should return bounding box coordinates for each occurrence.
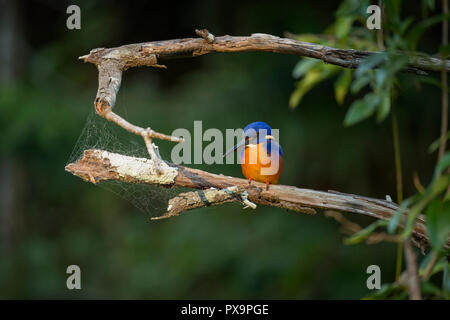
[152,186,256,220]
[239,191,257,209]
[443,260,449,299]
[92,59,182,167]
[80,30,450,76]
[324,210,362,234]
[81,29,450,164]
[65,149,444,252]
[413,172,426,194]
[392,110,403,205]
[439,0,449,161]
[324,210,400,244]
[81,29,450,174]
[422,251,439,282]
[404,237,422,300]
[392,109,404,280]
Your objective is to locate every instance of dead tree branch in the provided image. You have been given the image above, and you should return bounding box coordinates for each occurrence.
[81,30,450,79]
[153,186,256,220]
[65,149,443,252]
[79,29,450,161]
[69,29,450,253]
[324,210,400,245]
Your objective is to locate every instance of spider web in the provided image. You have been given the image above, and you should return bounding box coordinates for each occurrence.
[67,97,186,217]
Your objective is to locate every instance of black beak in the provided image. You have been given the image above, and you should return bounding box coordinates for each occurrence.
[223,133,256,158]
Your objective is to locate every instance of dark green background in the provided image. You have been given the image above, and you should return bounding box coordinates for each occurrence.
[0,0,443,298]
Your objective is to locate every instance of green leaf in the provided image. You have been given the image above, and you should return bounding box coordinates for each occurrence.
[292,58,320,79]
[375,69,387,88]
[363,283,402,300]
[291,33,324,44]
[344,93,380,126]
[407,13,450,50]
[334,69,353,105]
[402,175,450,240]
[376,90,391,122]
[420,254,447,277]
[418,77,450,91]
[335,16,354,40]
[422,282,442,296]
[429,132,450,154]
[444,260,449,299]
[439,44,450,58]
[426,200,450,251]
[289,69,323,108]
[398,17,415,36]
[289,65,339,108]
[388,196,417,234]
[383,0,402,20]
[344,220,388,245]
[423,0,435,11]
[434,152,450,178]
[355,53,387,78]
[351,73,371,94]
[336,0,369,18]
[385,55,409,78]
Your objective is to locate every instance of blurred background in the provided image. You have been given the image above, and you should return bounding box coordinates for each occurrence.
[0,0,444,298]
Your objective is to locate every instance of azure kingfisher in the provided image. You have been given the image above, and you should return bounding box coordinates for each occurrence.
[225,121,284,188]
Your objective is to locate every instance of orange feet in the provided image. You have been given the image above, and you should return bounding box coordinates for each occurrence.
[248,178,253,185]
[265,181,270,191]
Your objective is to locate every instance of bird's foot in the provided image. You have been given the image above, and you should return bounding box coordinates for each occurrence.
[248,178,253,185]
[265,181,270,191]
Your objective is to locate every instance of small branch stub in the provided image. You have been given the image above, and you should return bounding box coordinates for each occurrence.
[195,28,216,43]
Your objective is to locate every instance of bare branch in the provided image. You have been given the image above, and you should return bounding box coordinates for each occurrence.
[65,149,443,252]
[152,186,255,220]
[71,29,450,256]
[404,238,422,300]
[324,210,400,245]
[422,251,439,282]
[81,31,450,76]
[80,29,450,167]
[81,29,450,163]
[91,55,182,163]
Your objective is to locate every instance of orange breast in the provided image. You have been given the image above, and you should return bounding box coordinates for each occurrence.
[241,143,283,184]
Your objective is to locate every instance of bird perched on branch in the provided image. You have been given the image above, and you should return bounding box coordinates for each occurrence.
[225,121,284,188]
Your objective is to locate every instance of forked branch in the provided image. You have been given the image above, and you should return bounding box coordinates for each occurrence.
[81,29,450,161]
[69,29,450,252]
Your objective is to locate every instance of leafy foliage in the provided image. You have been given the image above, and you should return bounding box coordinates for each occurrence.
[289,0,445,126]
[290,0,450,299]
